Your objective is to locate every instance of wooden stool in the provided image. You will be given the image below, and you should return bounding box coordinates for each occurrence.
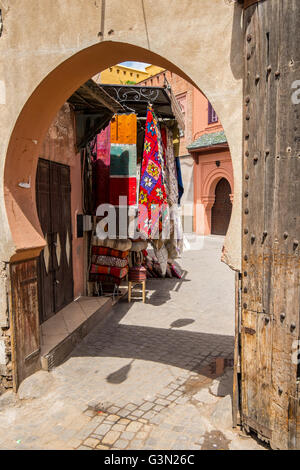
[128,280,146,303]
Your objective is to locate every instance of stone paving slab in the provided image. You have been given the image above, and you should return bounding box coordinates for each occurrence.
[0,237,264,450]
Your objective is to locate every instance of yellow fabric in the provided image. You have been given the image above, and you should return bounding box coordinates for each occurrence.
[110,113,137,145]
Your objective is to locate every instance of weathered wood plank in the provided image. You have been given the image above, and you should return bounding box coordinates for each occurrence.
[10,259,41,390]
[241,0,300,449]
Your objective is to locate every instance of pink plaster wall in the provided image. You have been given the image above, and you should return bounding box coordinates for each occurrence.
[193,151,234,235]
[192,86,225,140]
[139,70,194,156]
[40,104,84,298]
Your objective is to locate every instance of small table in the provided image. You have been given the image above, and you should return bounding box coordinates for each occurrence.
[128,280,146,303]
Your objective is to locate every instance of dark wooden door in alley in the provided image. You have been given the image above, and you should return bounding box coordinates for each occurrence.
[240,0,300,450]
[36,158,73,323]
[211,178,232,236]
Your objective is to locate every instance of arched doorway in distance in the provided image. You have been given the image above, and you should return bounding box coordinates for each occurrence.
[211,178,232,236]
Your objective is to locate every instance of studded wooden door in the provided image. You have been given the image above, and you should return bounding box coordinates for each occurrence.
[211,178,232,236]
[36,159,73,323]
[241,0,300,449]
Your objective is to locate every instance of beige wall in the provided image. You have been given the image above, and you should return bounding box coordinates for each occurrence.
[0,0,243,280]
[99,64,149,84]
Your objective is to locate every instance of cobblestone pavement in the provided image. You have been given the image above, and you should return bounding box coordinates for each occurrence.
[0,236,264,450]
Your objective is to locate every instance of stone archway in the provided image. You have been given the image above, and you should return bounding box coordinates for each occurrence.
[0,0,244,391]
[1,0,244,272]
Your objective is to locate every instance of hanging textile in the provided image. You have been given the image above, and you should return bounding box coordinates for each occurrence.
[165,127,179,206]
[161,126,183,261]
[175,156,184,205]
[138,104,167,238]
[109,113,137,206]
[172,124,180,159]
[93,123,111,210]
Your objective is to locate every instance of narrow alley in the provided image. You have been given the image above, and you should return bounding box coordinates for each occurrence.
[0,237,262,450]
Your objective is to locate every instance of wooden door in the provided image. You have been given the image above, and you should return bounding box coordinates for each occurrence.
[36,159,73,323]
[211,178,232,235]
[50,161,73,313]
[36,159,55,322]
[10,259,41,390]
[241,0,300,449]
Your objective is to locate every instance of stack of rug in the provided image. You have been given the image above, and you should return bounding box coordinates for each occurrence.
[89,243,129,287]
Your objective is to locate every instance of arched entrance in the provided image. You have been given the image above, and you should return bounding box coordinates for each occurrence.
[194,164,234,237]
[211,178,232,236]
[0,0,243,418]
[2,1,244,271]
[0,0,298,451]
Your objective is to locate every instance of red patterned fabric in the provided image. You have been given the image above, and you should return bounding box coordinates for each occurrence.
[138,105,167,238]
[91,246,129,259]
[90,264,128,278]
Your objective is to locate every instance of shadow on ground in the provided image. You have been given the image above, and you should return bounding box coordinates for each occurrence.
[69,292,234,384]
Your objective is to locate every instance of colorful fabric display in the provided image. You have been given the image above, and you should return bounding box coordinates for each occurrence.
[138,105,167,238]
[170,263,183,279]
[94,124,111,209]
[91,246,129,259]
[109,113,137,206]
[91,255,128,268]
[90,264,128,279]
[153,244,168,277]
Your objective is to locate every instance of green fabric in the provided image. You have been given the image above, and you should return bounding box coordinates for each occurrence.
[187,131,227,150]
[110,143,137,176]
